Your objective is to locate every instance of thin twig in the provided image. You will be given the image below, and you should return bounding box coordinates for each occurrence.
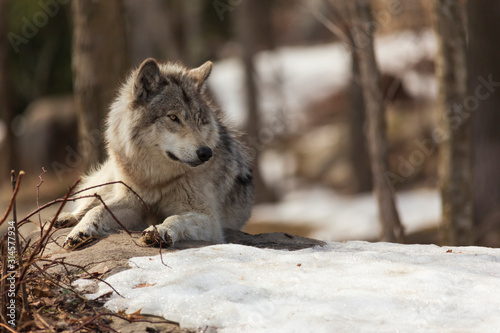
[0,322,18,333]
[10,171,29,316]
[84,193,143,248]
[154,226,171,269]
[36,167,47,237]
[16,179,81,294]
[33,258,125,299]
[0,170,25,227]
[94,194,131,237]
[72,312,179,333]
[25,262,71,292]
[308,1,353,48]
[18,194,95,227]
[71,180,151,216]
[19,180,152,226]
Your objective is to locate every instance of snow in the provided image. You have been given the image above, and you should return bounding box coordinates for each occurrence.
[209,29,436,129]
[79,242,500,332]
[251,188,440,241]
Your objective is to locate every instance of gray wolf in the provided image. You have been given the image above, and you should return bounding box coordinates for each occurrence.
[59,58,254,249]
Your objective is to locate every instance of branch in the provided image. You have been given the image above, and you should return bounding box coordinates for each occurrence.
[16,179,81,292]
[72,312,179,333]
[0,170,24,227]
[71,181,151,216]
[308,0,353,48]
[36,167,47,236]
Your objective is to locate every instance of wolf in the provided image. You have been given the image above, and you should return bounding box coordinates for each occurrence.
[58,58,254,249]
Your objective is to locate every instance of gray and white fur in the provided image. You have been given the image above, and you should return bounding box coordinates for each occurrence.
[60,58,254,249]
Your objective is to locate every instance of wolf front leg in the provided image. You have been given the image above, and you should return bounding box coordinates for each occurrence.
[55,196,99,229]
[141,212,224,246]
[63,197,146,250]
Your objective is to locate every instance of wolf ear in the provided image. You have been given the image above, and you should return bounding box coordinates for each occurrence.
[190,61,213,90]
[134,58,163,102]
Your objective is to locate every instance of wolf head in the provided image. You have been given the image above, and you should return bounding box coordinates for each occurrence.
[108,58,220,169]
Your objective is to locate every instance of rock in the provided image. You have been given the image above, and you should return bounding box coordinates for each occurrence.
[224,228,326,250]
[42,228,325,278]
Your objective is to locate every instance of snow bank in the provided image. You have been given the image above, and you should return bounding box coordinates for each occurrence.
[251,188,440,241]
[81,242,500,332]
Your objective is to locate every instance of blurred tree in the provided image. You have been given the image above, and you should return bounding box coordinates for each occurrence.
[7,0,73,104]
[182,0,204,67]
[432,0,472,246]
[310,0,372,193]
[347,0,404,242]
[0,0,17,182]
[233,0,276,203]
[467,1,500,246]
[124,0,180,65]
[348,51,373,193]
[72,0,129,171]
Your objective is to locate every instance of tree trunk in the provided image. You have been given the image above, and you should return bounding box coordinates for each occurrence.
[234,0,275,203]
[124,0,180,65]
[467,1,500,246]
[348,0,404,242]
[309,1,372,194]
[182,0,204,67]
[0,0,17,182]
[432,0,473,246]
[72,0,129,172]
[348,50,373,193]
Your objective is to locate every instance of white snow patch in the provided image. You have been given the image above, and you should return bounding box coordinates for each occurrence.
[82,242,500,332]
[251,188,440,241]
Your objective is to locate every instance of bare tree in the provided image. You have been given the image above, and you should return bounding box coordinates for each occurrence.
[233,0,275,203]
[182,0,204,67]
[347,0,404,242]
[310,0,401,240]
[124,0,180,65]
[348,30,373,193]
[0,0,17,182]
[432,0,473,245]
[72,0,129,171]
[467,1,500,246]
[310,1,372,193]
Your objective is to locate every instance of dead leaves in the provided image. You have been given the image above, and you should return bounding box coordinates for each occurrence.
[21,273,114,332]
[118,308,145,321]
[133,282,157,289]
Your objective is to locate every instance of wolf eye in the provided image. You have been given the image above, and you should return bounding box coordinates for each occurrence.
[169,115,178,122]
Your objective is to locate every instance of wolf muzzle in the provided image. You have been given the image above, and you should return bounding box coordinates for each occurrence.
[167,146,212,167]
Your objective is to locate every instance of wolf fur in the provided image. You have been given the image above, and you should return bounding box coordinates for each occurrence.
[60,58,254,249]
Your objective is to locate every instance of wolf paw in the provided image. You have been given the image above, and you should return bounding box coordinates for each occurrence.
[141,227,173,247]
[63,231,97,250]
[54,212,78,229]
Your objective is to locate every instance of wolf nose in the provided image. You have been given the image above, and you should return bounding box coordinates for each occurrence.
[196,146,212,162]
